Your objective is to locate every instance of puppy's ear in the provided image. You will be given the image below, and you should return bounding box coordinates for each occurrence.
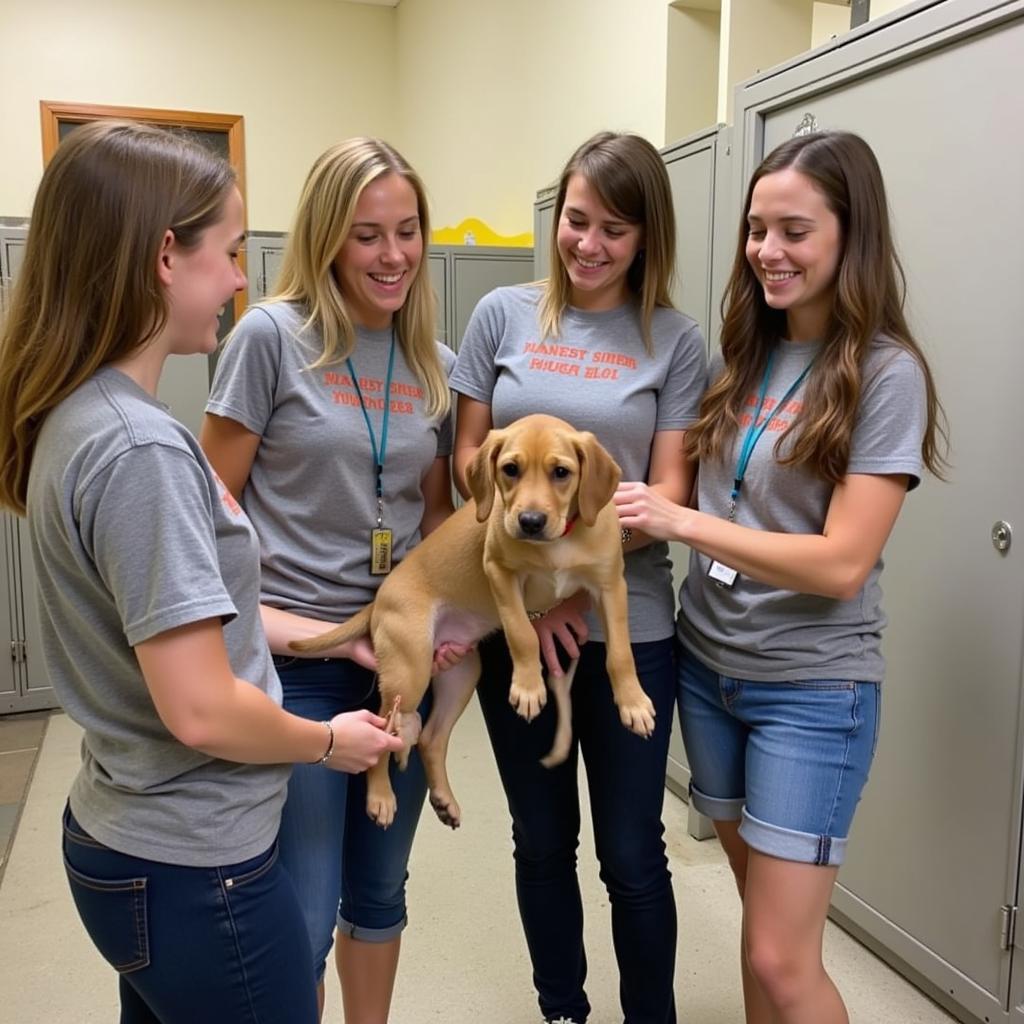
[466,430,506,521]
[572,432,621,526]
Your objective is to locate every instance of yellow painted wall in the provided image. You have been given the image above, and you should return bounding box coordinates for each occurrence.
[394,0,670,238]
[811,2,852,47]
[1,0,912,241]
[870,0,913,17]
[666,6,720,146]
[722,0,816,124]
[0,0,396,230]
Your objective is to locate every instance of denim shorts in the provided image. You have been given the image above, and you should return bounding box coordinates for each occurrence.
[678,645,880,866]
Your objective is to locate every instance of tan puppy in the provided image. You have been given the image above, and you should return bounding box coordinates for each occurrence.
[291,413,655,829]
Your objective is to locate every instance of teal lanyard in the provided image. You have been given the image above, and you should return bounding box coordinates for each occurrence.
[346,329,397,522]
[729,349,816,519]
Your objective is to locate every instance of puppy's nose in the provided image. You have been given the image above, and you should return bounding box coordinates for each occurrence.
[518,511,547,537]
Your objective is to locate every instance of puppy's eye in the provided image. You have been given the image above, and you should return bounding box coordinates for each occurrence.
[553,466,571,480]
[501,463,519,478]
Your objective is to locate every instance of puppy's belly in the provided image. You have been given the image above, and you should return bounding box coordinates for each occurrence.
[431,604,499,647]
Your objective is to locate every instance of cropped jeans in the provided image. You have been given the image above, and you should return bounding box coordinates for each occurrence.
[275,656,428,980]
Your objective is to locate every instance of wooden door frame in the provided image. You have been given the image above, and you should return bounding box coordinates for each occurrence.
[39,100,248,321]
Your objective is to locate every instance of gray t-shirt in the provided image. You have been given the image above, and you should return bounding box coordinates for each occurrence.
[450,284,708,643]
[28,367,286,866]
[678,337,927,683]
[206,302,456,621]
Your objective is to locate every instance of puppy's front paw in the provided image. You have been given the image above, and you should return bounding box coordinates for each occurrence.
[509,673,547,721]
[617,691,656,738]
[367,789,398,830]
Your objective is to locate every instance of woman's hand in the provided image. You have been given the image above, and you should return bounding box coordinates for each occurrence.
[432,640,475,674]
[533,590,591,677]
[326,710,404,772]
[338,635,378,672]
[614,481,686,543]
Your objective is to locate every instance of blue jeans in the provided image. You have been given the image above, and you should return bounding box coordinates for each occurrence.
[61,804,317,1023]
[275,656,428,980]
[478,634,678,1024]
[678,645,881,866]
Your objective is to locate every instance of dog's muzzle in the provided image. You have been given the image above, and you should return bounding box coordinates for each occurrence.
[517,510,548,540]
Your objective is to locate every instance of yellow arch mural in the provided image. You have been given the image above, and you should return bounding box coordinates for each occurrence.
[431,217,532,248]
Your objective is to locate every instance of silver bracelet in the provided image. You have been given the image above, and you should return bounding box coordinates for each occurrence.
[312,720,335,766]
[620,527,633,545]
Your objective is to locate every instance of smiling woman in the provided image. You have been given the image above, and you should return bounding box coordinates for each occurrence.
[0,119,404,1024]
[199,136,459,1023]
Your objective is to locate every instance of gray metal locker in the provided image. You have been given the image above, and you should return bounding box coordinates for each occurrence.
[732,2,1024,1020]
[449,247,534,350]
[533,186,557,279]
[0,224,28,315]
[659,128,728,838]
[427,250,451,347]
[1,515,24,711]
[1,512,56,714]
[0,225,58,713]
[246,231,287,305]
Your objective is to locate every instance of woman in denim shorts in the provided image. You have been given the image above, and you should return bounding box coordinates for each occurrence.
[201,138,466,1022]
[615,131,948,1022]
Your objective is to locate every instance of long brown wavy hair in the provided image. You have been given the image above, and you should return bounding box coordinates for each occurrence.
[686,131,947,482]
[538,131,676,354]
[0,121,235,514]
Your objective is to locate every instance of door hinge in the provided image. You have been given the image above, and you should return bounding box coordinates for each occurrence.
[9,639,26,663]
[1001,904,1017,951]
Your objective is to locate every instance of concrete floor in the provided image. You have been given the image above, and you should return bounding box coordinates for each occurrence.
[0,705,959,1023]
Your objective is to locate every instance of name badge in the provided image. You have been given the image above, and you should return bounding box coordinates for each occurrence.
[707,559,738,588]
[370,528,393,575]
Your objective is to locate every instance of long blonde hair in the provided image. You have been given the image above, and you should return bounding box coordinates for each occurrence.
[686,131,947,482]
[0,120,235,514]
[538,131,676,353]
[266,137,449,418]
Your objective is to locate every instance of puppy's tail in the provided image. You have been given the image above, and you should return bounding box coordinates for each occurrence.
[539,659,579,768]
[288,605,373,654]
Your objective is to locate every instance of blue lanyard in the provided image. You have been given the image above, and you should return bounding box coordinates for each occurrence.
[729,349,816,517]
[346,329,397,509]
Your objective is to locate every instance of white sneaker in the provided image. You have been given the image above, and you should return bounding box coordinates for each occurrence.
[545,1018,582,1024]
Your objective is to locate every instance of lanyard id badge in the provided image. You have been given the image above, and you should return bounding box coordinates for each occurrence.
[708,349,815,588]
[347,332,397,576]
[371,523,393,575]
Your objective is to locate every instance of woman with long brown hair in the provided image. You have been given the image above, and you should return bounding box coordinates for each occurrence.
[452,131,708,1024]
[616,130,947,1023]
[0,120,400,1023]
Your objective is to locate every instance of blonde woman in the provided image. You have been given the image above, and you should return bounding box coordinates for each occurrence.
[200,138,459,1022]
[451,131,708,1024]
[0,122,401,1022]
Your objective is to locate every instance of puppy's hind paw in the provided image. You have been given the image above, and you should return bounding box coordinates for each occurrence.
[618,695,656,738]
[508,681,547,721]
[429,790,462,830]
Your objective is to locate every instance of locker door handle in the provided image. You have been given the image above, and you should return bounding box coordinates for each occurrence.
[992,521,1012,554]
